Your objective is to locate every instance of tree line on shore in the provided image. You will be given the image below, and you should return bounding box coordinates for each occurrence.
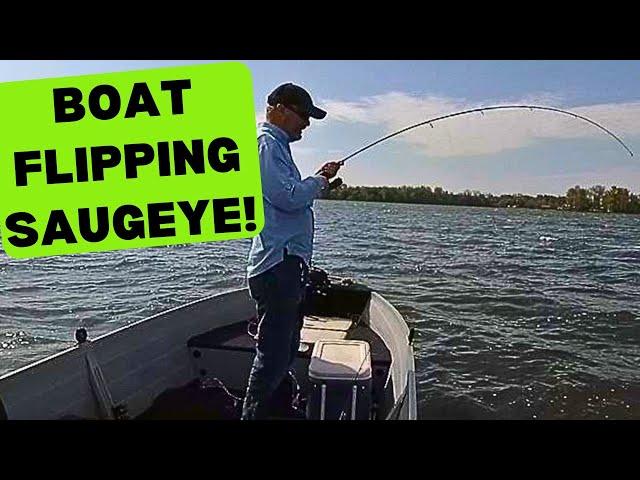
[325,184,640,213]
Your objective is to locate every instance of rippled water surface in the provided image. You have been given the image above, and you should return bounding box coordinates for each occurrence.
[1,201,639,419]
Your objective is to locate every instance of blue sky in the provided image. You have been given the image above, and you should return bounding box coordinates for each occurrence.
[2,60,639,195]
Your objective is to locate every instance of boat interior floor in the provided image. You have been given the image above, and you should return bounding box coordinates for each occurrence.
[137,315,392,420]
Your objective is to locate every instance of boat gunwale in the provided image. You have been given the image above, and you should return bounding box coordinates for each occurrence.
[0,284,418,420]
[0,287,247,383]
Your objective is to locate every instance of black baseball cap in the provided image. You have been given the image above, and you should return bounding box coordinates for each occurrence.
[267,83,327,120]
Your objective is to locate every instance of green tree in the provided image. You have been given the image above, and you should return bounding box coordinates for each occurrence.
[566,185,591,211]
[590,185,606,211]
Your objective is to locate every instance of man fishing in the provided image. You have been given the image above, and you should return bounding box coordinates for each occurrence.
[242,83,341,420]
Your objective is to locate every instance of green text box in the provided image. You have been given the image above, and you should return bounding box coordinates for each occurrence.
[0,62,263,258]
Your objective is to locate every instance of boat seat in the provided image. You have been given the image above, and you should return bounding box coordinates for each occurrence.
[300,315,353,343]
[187,316,391,366]
[187,316,392,399]
[303,315,353,331]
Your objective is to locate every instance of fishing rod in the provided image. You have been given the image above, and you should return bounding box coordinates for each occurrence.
[320,105,634,186]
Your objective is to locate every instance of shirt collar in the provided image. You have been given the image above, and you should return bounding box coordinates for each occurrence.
[258,121,292,145]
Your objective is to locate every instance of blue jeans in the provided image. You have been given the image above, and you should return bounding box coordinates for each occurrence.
[241,254,308,420]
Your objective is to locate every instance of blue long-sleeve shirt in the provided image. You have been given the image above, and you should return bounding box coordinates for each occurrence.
[247,122,328,278]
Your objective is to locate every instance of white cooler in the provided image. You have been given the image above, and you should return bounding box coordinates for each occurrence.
[306,340,372,420]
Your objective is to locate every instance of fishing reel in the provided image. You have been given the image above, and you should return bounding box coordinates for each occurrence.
[328,177,343,191]
[320,178,343,199]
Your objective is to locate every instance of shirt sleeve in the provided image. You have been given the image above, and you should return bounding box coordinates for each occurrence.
[259,136,328,212]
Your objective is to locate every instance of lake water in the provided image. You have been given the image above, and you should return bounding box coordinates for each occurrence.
[1,200,639,419]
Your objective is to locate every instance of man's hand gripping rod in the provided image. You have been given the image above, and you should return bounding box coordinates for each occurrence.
[315,160,345,191]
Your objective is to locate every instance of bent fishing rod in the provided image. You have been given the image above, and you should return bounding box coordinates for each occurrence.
[320,105,634,187]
